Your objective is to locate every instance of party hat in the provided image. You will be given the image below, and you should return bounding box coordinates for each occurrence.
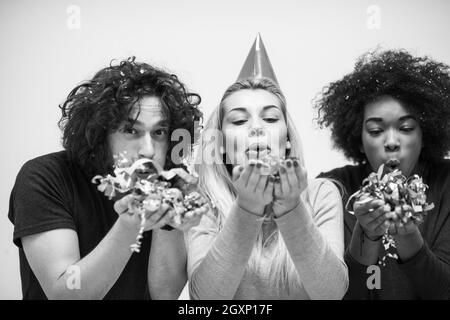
[236,33,279,86]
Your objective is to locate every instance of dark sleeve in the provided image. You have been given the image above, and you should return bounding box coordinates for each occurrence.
[8,157,76,248]
[343,249,372,300]
[398,242,450,299]
[396,163,450,299]
[317,172,330,179]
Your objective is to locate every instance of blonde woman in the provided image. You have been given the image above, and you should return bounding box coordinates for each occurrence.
[185,64,348,299]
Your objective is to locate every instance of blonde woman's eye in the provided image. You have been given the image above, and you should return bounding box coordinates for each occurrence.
[264,118,278,123]
[232,120,247,125]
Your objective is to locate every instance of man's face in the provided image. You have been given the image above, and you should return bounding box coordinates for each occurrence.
[108,96,169,168]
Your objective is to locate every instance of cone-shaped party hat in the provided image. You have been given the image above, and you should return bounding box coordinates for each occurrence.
[236,33,279,86]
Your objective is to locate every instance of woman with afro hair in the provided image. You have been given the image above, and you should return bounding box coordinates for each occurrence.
[316,49,450,299]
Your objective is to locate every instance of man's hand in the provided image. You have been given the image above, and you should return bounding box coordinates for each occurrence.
[169,203,210,232]
[114,194,174,231]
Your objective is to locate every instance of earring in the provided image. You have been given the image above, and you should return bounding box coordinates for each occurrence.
[286,141,291,150]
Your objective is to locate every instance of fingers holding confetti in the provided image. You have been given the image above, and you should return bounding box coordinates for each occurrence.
[94,153,212,252]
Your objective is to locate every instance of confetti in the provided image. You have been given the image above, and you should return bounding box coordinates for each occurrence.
[258,154,299,178]
[346,163,434,265]
[92,152,209,253]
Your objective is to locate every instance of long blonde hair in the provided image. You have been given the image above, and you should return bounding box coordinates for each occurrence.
[195,77,307,293]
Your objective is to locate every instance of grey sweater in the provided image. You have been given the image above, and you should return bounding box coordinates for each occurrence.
[185,178,349,299]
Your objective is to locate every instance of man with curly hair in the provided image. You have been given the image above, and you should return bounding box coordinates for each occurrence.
[8,57,203,299]
[315,50,450,299]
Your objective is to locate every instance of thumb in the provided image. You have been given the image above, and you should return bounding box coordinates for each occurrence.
[169,168,199,185]
[114,193,139,214]
[232,165,244,182]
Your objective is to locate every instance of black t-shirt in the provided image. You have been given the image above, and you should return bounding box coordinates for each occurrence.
[8,151,152,299]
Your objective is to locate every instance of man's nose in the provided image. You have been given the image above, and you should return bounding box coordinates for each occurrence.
[138,133,155,159]
[384,130,400,152]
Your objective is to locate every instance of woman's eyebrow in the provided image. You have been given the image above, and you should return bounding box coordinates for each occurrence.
[262,105,280,111]
[365,117,383,124]
[399,115,416,122]
[227,107,248,113]
[365,115,417,124]
[225,105,281,116]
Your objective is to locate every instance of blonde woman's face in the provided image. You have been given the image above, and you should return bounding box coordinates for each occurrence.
[221,89,288,166]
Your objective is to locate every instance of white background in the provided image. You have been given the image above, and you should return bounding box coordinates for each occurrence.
[1,0,449,299]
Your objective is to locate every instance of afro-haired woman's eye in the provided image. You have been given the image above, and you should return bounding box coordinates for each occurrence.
[400,126,415,132]
[368,129,383,136]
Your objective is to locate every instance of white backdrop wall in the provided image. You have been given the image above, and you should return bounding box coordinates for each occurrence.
[1,0,449,299]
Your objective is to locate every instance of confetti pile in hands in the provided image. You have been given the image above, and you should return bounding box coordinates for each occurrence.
[92,152,209,253]
[346,164,434,265]
[259,155,300,178]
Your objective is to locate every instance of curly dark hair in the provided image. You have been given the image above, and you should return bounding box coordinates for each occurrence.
[315,49,450,163]
[59,56,203,175]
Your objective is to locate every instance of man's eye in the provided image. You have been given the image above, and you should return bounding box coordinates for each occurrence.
[232,120,247,125]
[153,128,169,136]
[122,126,138,135]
